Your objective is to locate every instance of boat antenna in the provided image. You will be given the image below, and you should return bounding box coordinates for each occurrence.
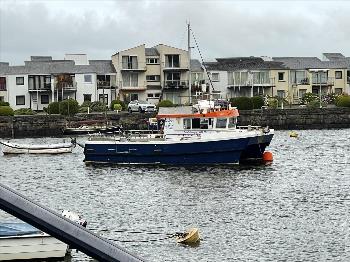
[189,26,215,97]
[187,20,192,104]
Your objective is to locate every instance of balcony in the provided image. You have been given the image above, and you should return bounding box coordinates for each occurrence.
[97,80,117,89]
[119,81,147,91]
[163,80,189,90]
[121,62,146,71]
[0,83,6,91]
[54,81,77,91]
[312,77,334,86]
[28,83,51,92]
[162,62,189,71]
[227,78,275,88]
[291,78,310,86]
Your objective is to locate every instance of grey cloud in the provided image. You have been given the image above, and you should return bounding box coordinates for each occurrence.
[0,1,349,65]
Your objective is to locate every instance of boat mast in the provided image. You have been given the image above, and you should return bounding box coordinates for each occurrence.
[188,21,192,104]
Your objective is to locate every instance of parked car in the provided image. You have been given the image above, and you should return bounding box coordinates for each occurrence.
[128,100,157,113]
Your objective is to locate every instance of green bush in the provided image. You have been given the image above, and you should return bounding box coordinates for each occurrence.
[47,102,60,114]
[268,98,278,109]
[336,95,350,107]
[307,100,321,109]
[0,106,14,116]
[90,101,108,112]
[14,108,35,115]
[59,99,79,116]
[113,104,122,111]
[230,97,253,110]
[81,101,92,108]
[110,100,126,110]
[158,100,174,107]
[251,96,264,109]
[0,101,9,106]
[301,92,319,104]
[78,107,89,113]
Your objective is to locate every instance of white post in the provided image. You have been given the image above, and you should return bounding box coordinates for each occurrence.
[319,71,322,108]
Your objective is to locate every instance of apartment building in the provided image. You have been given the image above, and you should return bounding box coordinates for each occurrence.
[0,55,116,110]
[0,62,9,102]
[203,57,287,99]
[272,56,348,103]
[111,44,190,104]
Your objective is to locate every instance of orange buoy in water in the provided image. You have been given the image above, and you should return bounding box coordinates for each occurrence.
[263,151,273,162]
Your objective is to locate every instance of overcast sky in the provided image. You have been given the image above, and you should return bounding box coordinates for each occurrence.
[0,0,349,65]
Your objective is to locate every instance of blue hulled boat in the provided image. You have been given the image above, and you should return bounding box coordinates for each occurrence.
[83,100,274,165]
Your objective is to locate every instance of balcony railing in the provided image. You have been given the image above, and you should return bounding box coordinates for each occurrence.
[121,62,146,71]
[162,62,189,71]
[163,80,189,89]
[291,78,310,85]
[97,80,117,89]
[54,81,77,91]
[0,83,6,91]
[227,77,275,88]
[118,81,147,90]
[312,77,334,86]
[28,83,51,92]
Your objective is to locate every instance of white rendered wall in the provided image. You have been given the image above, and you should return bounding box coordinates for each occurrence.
[7,75,31,110]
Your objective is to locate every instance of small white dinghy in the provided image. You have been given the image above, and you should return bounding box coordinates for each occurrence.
[0,140,75,154]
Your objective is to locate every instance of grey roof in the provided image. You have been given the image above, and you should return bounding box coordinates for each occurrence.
[0,62,9,75]
[145,48,159,56]
[273,57,347,69]
[190,59,203,72]
[3,59,116,75]
[89,60,116,74]
[323,53,345,61]
[204,57,287,71]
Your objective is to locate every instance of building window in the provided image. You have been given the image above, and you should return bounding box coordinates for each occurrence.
[122,56,138,69]
[147,93,154,98]
[99,94,108,105]
[335,71,342,79]
[122,73,138,87]
[335,88,343,94]
[16,95,25,105]
[131,93,138,101]
[277,90,285,98]
[84,74,92,83]
[278,72,285,81]
[83,94,92,102]
[165,55,180,68]
[16,77,24,85]
[299,89,307,98]
[41,95,49,104]
[212,73,219,82]
[154,93,160,98]
[0,96,4,102]
[146,58,159,64]
[146,75,160,82]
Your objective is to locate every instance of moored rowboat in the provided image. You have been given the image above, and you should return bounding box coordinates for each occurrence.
[0,141,74,154]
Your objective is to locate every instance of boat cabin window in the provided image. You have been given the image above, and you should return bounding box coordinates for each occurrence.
[216,118,227,128]
[192,118,200,129]
[228,117,237,128]
[183,118,191,129]
[200,118,209,129]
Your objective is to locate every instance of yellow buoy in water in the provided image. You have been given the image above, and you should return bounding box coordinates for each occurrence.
[289,131,298,138]
[176,228,200,245]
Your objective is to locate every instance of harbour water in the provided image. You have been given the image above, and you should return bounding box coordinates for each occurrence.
[0,129,350,261]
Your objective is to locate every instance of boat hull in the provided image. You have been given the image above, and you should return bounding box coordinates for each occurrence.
[1,142,73,155]
[84,133,274,165]
[0,234,67,261]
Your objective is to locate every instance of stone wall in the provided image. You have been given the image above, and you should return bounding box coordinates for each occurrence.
[0,108,349,138]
